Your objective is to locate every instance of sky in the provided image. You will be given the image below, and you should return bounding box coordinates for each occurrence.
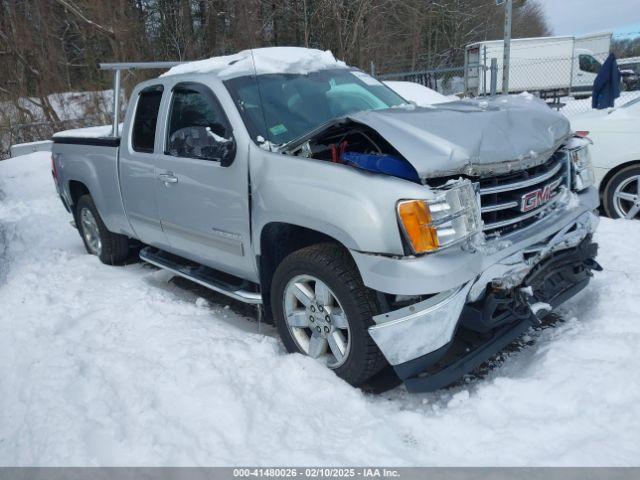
[536,0,640,37]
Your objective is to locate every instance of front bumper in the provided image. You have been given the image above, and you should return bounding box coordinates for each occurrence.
[366,204,600,392]
[351,187,599,296]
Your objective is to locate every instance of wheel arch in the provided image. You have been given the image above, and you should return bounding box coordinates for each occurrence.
[599,159,640,199]
[68,180,91,213]
[600,160,640,218]
[257,222,355,320]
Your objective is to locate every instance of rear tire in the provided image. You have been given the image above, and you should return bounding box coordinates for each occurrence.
[602,164,640,220]
[270,243,387,386]
[76,194,129,265]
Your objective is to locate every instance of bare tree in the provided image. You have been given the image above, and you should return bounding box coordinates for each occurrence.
[0,0,552,121]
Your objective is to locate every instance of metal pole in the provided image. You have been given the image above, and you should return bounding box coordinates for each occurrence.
[483,45,488,96]
[370,61,376,77]
[111,69,121,137]
[100,61,184,70]
[502,0,513,95]
[463,47,469,95]
[100,61,185,138]
[490,58,498,97]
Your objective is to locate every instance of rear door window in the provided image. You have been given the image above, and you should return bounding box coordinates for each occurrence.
[132,86,164,153]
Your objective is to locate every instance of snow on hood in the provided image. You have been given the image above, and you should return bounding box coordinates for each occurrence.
[161,47,347,80]
[350,94,571,178]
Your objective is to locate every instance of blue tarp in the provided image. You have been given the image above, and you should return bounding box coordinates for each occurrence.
[592,53,621,110]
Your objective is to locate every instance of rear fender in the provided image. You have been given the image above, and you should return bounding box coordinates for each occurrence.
[53,144,132,236]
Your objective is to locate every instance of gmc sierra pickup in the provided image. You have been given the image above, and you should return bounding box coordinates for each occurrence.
[50,47,601,392]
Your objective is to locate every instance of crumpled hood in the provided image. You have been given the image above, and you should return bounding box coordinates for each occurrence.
[349,95,571,178]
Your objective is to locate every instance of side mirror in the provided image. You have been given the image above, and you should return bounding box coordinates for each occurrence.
[167,125,236,166]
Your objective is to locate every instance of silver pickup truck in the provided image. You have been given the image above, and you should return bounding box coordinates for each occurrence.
[51,47,601,392]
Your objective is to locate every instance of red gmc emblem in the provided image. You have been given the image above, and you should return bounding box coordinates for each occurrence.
[520,178,562,213]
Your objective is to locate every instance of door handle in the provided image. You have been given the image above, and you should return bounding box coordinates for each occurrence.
[157,172,178,184]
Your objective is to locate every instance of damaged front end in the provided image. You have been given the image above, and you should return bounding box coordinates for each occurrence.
[368,210,601,393]
[310,100,601,392]
[267,85,600,391]
[280,118,422,183]
[279,94,572,183]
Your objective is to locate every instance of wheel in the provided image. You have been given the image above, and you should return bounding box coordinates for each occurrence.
[271,243,386,386]
[75,194,130,265]
[602,164,640,220]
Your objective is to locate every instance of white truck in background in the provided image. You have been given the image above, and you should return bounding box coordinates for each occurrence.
[575,32,613,61]
[466,32,612,99]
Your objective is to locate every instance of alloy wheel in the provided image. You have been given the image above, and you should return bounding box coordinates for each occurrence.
[80,208,102,255]
[283,274,351,368]
[613,175,640,220]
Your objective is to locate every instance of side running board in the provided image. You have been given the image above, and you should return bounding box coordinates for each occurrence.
[139,247,262,304]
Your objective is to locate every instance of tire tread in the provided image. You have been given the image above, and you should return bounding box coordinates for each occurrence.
[76,194,129,265]
[271,243,386,385]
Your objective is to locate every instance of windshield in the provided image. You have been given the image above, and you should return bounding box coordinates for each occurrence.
[224,68,407,145]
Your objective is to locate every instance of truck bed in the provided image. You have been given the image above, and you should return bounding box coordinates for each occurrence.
[52,124,121,147]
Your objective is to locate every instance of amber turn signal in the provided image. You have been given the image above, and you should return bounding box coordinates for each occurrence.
[397,200,439,253]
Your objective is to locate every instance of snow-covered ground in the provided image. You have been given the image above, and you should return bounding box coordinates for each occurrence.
[1,152,640,466]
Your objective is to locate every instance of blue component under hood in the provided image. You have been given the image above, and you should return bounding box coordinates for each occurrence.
[341,151,420,182]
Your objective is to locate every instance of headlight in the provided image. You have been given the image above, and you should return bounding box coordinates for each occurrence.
[397,180,482,254]
[569,145,595,191]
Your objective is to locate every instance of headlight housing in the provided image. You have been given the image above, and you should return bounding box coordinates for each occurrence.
[568,144,595,191]
[397,180,482,254]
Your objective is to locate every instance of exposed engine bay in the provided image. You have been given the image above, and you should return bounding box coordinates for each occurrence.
[284,120,420,183]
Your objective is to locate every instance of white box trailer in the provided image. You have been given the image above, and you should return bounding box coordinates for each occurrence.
[575,31,612,61]
[466,33,610,97]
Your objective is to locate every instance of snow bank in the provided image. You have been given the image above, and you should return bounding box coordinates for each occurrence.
[162,47,347,79]
[1,152,640,466]
[384,81,450,106]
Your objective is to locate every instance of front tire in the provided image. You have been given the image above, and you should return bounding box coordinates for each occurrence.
[602,164,640,220]
[76,194,130,265]
[271,243,386,386]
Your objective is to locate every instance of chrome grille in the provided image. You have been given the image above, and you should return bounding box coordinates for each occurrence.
[478,151,569,235]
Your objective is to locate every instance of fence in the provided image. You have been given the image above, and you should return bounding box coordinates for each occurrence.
[0,115,110,160]
[3,55,640,159]
[378,66,466,97]
[380,55,640,118]
[463,43,640,116]
[0,89,113,160]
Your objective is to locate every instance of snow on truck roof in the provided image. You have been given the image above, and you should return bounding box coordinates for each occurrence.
[161,47,348,79]
[52,48,346,140]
